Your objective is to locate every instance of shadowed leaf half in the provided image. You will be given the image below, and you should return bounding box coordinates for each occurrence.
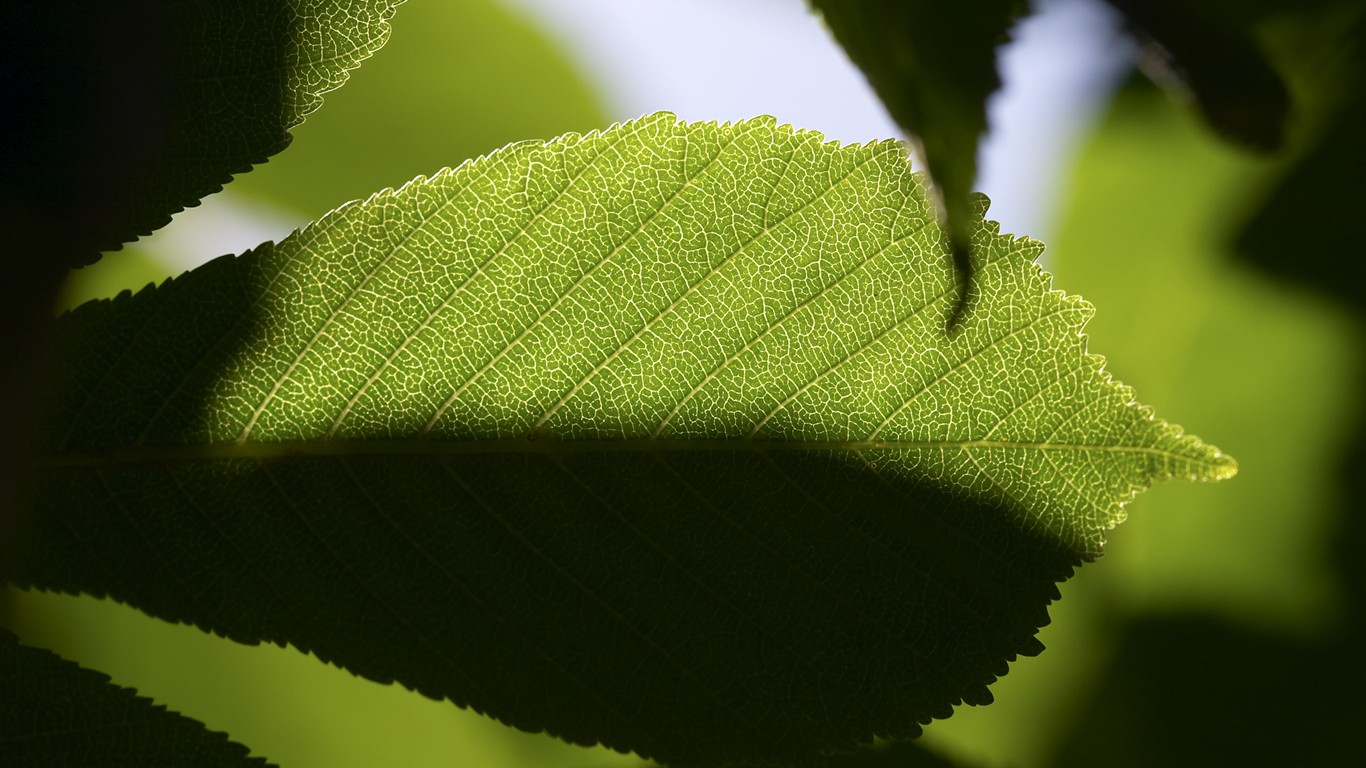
[6,114,1234,767]
[0,630,270,767]
[0,0,403,265]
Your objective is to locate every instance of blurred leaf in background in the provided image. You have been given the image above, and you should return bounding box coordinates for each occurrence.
[7,2,637,767]
[1108,0,1366,312]
[1040,66,1365,768]
[1233,2,1365,312]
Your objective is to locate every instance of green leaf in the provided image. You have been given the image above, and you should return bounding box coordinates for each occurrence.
[0,629,270,767]
[808,0,1025,323]
[0,0,402,265]
[8,114,1233,767]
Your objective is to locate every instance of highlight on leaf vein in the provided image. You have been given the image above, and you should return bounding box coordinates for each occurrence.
[13,113,1235,768]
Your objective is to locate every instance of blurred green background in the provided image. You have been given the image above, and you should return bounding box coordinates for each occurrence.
[5,1,1362,766]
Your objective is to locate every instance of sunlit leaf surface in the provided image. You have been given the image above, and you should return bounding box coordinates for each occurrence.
[9,114,1233,767]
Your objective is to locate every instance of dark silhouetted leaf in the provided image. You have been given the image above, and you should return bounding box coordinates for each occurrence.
[808,0,1025,325]
[0,629,270,767]
[6,114,1233,767]
[819,738,967,767]
[0,0,402,267]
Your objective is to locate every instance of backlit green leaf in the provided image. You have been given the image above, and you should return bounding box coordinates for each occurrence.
[7,113,1233,767]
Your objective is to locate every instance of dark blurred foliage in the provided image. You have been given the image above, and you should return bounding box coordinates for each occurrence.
[1105,0,1292,152]
[1103,0,1366,311]
[1236,9,1366,310]
[1052,614,1363,767]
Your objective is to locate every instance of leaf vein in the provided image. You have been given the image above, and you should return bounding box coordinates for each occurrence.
[422,123,738,435]
[867,303,1071,440]
[324,127,636,438]
[533,138,888,432]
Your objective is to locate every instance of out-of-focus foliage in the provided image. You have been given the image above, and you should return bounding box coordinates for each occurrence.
[1112,0,1366,312]
[1046,88,1359,629]
[1041,83,1364,768]
[1235,3,1366,310]
[1104,0,1291,151]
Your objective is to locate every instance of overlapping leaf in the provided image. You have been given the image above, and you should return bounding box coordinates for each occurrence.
[809,0,1024,321]
[7,114,1234,766]
[1,0,403,265]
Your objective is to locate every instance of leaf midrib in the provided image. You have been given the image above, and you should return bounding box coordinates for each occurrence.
[33,438,1227,469]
